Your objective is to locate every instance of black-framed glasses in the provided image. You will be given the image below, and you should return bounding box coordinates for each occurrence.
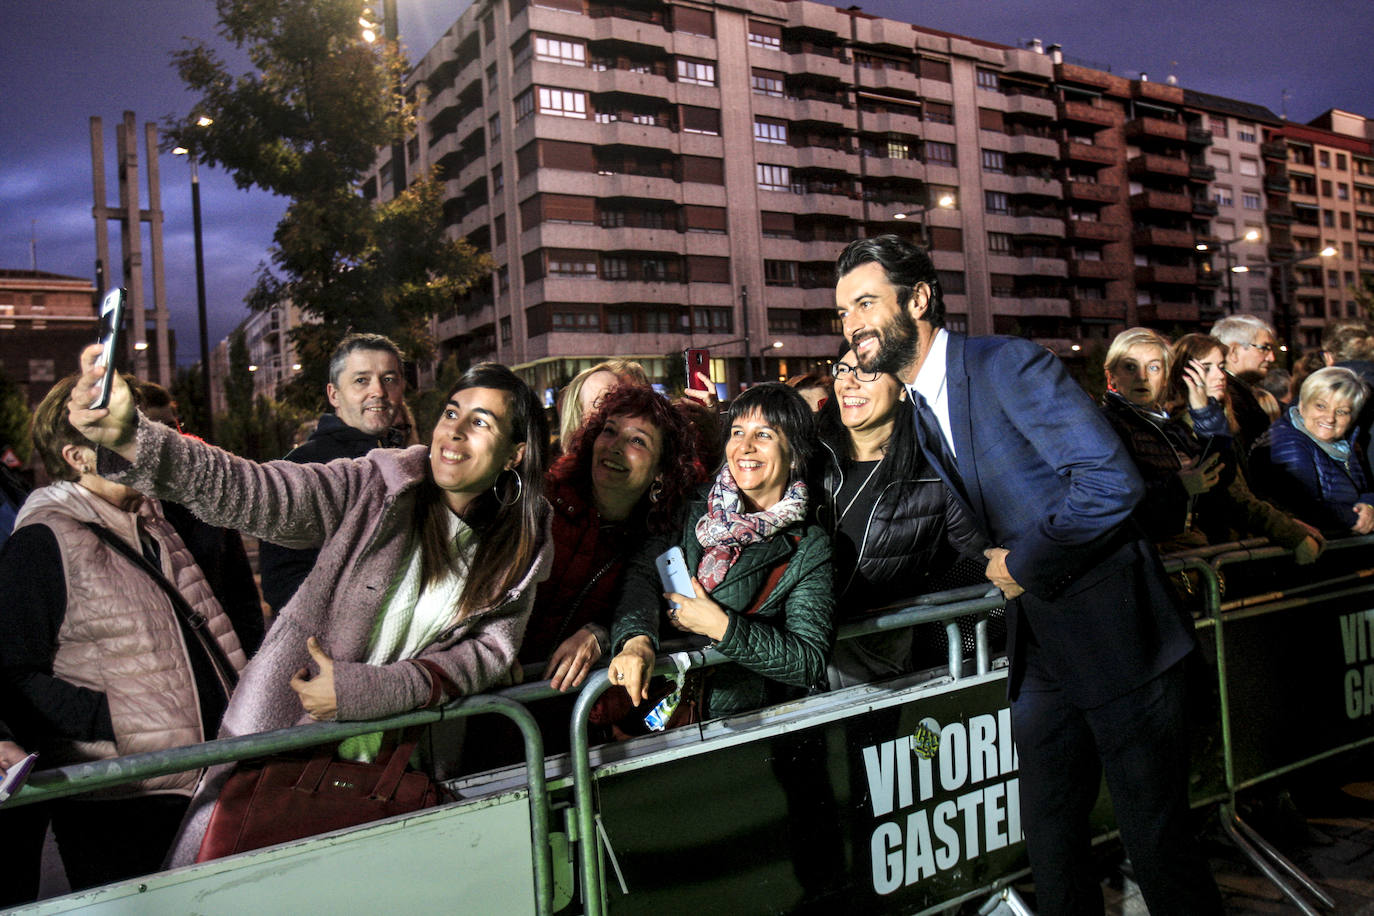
[1243,342,1274,354]
[831,362,880,383]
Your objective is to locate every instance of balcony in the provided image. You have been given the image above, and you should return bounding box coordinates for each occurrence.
[1197,268,1222,288]
[1137,302,1199,323]
[859,155,924,180]
[1060,100,1115,128]
[1005,94,1056,120]
[1261,140,1288,160]
[1065,219,1121,243]
[1063,141,1117,167]
[1127,153,1190,179]
[1068,259,1116,280]
[1193,198,1220,216]
[1186,128,1213,147]
[1132,227,1195,249]
[1007,215,1066,237]
[1189,164,1216,182]
[1265,177,1290,194]
[1008,135,1059,159]
[1125,117,1187,144]
[1133,79,1181,105]
[1071,298,1127,321]
[1130,190,1193,212]
[794,145,854,171]
[1135,264,1197,285]
[1057,63,1116,92]
[1063,180,1119,204]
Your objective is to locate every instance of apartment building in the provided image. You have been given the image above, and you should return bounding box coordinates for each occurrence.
[1180,91,1282,322]
[207,300,311,417]
[1267,111,1374,351]
[0,270,99,407]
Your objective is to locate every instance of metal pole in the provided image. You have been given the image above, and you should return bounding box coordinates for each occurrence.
[1225,247,1237,314]
[1279,261,1293,364]
[385,0,406,197]
[190,159,215,442]
[740,285,753,388]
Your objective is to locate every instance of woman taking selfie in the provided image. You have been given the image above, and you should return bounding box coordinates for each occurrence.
[66,345,552,861]
[607,383,834,724]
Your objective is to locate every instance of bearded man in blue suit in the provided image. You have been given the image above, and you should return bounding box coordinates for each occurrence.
[834,236,1221,915]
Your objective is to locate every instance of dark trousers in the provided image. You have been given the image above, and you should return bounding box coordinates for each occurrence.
[50,795,189,892]
[1011,654,1222,916]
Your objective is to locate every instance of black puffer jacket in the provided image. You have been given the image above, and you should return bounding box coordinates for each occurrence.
[817,441,987,612]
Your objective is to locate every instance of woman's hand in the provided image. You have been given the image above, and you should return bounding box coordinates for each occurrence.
[607,636,655,704]
[547,627,603,692]
[67,344,138,461]
[1178,453,1223,495]
[665,577,730,641]
[0,740,29,773]
[1181,359,1211,410]
[681,370,719,410]
[289,637,338,720]
[1352,502,1374,535]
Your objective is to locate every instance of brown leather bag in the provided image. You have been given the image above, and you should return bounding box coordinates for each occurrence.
[195,738,443,862]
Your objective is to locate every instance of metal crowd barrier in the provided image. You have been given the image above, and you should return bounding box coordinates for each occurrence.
[10,536,1374,915]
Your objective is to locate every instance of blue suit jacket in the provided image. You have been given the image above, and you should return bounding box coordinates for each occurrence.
[926,333,1195,706]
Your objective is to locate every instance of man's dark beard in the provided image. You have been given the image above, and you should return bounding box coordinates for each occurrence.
[855,306,920,376]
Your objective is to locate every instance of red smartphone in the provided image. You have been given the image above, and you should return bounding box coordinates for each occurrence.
[684,348,710,390]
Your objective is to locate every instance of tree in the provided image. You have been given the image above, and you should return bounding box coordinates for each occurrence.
[1352,276,1374,320]
[169,0,491,407]
[171,364,210,439]
[0,369,31,465]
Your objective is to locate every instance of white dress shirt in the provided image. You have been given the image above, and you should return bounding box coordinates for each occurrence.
[908,327,956,457]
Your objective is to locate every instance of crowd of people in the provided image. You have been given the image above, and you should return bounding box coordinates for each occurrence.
[1,235,1370,912]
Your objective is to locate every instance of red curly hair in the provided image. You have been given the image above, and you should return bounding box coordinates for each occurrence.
[552,384,705,534]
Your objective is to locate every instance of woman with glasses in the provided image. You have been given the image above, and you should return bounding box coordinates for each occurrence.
[813,349,985,687]
[1252,366,1374,535]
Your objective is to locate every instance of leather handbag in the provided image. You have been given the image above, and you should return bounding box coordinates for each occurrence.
[195,737,443,862]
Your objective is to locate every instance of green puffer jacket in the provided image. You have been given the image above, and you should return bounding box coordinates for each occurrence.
[610,491,835,718]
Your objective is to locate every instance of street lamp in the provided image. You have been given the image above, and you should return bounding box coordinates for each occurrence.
[172,116,215,441]
[892,194,955,249]
[1196,228,1260,314]
[1231,246,1337,359]
[758,340,784,381]
[709,335,781,388]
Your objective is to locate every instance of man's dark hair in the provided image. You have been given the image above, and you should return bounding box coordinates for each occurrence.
[835,234,945,328]
[328,333,405,388]
[725,382,817,477]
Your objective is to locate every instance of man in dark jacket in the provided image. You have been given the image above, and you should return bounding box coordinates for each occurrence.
[835,236,1221,915]
[258,333,407,613]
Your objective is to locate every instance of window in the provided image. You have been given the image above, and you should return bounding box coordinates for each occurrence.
[406,135,419,164]
[1328,270,1340,288]
[535,36,586,65]
[757,163,791,191]
[1323,209,1335,228]
[486,62,498,89]
[537,87,587,118]
[981,149,1006,174]
[681,106,720,135]
[760,211,794,238]
[886,139,911,160]
[1321,179,1333,197]
[925,141,955,166]
[601,256,628,279]
[489,113,501,143]
[500,317,512,344]
[1337,153,1348,171]
[985,191,1010,214]
[1242,192,1261,210]
[676,58,716,86]
[552,310,600,332]
[671,6,714,37]
[1236,123,1257,143]
[764,260,798,286]
[754,117,788,144]
[919,58,951,82]
[990,274,1015,297]
[494,214,506,246]
[1212,187,1234,207]
[1210,118,1229,138]
[748,20,781,50]
[1239,157,1259,177]
[751,68,783,97]
[548,251,598,276]
[976,69,1000,91]
[1345,242,1355,259]
[987,232,1012,253]
[693,308,732,333]
[1211,151,1231,173]
[491,165,503,194]
[498,266,509,293]
[924,102,953,124]
[1319,150,1331,168]
[768,309,799,333]
[936,271,966,294]
[1341,211,1352,230]
[1338,183,1350,200]
[514,89,535,122]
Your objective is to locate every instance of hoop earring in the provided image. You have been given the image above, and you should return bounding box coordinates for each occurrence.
[495,468,523,508]
[648,480,663,504]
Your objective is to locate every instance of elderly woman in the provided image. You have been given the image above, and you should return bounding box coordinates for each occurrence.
[1101,329,1320,560]
[815,349,985,687]
[1252,367,1374,536]
[66,347,553,862]
[607,383,833,723]
[0,374,247,892]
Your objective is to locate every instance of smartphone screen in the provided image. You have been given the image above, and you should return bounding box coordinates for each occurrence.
[89,288,126,409]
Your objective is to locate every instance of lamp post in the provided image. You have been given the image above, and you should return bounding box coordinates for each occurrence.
[1231,245,1337,360]
[758,340,784,381]
[708,335,782,389]
[172,115,215,441]
[1196,228,1260,314]
[893,193,955,250]
[361,2,406,196]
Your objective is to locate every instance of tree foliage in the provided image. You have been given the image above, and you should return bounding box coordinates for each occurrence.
[169,0,492,408]
[0,369,32,464]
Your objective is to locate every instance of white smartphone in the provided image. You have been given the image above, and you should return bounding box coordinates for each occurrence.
[89,287,127,409]
[0,752,38,805]
[655,545,695,609]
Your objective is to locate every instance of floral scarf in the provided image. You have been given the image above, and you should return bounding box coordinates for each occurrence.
[694,464,808,592]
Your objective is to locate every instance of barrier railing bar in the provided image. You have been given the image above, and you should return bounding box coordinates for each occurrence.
[1230,736,1374,793]
[8,695,555,916]
[1219,803,1330,916]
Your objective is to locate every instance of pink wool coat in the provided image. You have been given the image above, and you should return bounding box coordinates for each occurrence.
[101,415,552,863]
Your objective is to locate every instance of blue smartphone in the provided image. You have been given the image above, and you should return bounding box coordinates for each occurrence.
[655,546,695,609]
